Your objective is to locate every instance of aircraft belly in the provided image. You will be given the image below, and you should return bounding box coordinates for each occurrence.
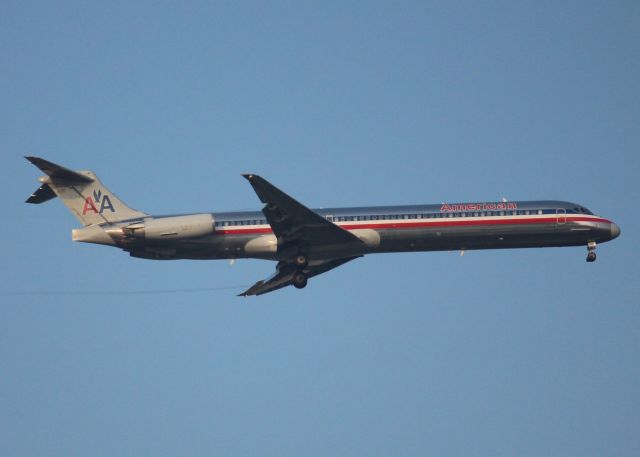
[374,222,585,253]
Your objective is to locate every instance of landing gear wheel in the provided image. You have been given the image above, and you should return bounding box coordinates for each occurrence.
[586,241,597,263]
[292,271,308,289]
[294,254,309,268]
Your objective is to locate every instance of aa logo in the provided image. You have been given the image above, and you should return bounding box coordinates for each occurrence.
[82,189,115,215]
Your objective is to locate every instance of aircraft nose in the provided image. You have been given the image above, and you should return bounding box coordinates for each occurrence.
[610,222,621,239]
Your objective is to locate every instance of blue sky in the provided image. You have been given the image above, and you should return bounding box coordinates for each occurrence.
[1,1,639,456]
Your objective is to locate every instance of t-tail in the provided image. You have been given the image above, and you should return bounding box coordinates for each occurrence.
[25,156,146,226]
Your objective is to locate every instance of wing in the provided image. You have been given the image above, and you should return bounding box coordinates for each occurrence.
[240,175,365,296]
[242,174,364,253]
[239,256,360,297]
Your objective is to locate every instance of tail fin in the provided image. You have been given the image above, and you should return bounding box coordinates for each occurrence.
[25,156,147,226]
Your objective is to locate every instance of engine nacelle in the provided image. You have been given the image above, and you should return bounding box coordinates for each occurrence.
[122,214,214,241]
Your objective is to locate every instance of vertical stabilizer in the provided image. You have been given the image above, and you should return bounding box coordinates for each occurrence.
[25,156,147,226]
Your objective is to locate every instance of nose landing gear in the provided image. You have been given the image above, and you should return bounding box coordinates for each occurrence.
[586,241,597,262]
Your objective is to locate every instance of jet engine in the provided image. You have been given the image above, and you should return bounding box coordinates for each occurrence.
[121,214,214,241]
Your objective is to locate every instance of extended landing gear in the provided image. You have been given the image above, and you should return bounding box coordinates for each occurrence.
[292,271,308,289]
[294,253,309,268]
[292,252,309,289]
[586,241,597,263]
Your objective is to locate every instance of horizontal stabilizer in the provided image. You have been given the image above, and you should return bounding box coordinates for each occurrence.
[26,183,56,204]
[25,156,147,225]
[25,156,94,183]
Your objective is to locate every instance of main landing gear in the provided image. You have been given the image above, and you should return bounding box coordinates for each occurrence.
[294,253,309,268]
[292,252,309,289]
[292,271,308,289]
[586,241,597,263]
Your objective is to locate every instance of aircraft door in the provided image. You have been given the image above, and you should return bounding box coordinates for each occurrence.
[556,208,566,224]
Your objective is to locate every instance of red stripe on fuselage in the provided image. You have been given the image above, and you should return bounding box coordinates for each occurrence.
[215,216,611,236]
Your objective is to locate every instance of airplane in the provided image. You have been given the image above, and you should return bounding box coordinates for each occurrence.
[25,157,621,296]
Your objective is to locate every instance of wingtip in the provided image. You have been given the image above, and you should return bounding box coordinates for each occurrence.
[242,173,256,180]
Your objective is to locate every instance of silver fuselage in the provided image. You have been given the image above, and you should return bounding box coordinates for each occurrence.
[75,200,620,261]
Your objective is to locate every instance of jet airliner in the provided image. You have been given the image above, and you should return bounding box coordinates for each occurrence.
[25,157,620,296]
